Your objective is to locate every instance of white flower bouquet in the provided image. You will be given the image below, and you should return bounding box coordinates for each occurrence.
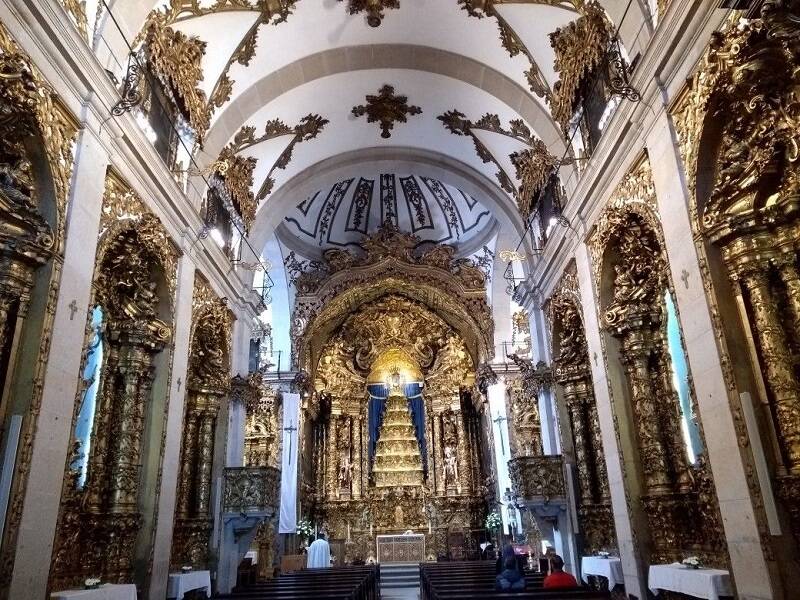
[682,556,702,569]
[485,511,502,530]
[296,518,314,539]
[181,565,193,573]
[84,578,101,589]
[597,551,610,558]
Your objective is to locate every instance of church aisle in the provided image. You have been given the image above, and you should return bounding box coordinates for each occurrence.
[380,563,421,599]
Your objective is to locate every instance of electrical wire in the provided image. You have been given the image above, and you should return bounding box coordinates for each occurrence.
[99,0,274,304]
[505,0,637,286]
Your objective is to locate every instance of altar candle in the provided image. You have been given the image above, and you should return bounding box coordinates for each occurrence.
[347,521,351,541]
[370,522,373,536]
[428,519,432,534]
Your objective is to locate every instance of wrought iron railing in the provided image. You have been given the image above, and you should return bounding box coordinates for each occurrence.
[509,455,565,503]
[222,466,280,514]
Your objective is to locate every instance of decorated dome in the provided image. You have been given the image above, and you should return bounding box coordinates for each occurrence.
[278,173,495,256]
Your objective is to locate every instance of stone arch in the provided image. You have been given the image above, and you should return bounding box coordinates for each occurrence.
[672,1,800,547]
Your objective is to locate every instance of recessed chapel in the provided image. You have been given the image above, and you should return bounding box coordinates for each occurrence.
[0,1,798,599]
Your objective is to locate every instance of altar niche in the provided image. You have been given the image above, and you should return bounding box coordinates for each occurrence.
[306,294,489,562]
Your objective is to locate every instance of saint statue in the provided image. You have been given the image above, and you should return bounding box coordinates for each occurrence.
[338,453,353,488]
[444,445,459,486]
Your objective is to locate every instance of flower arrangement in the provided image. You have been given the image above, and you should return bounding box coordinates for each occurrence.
[296,518,314,539]
[181,565,193,573]
[84,578,101,590]
[597,551,610,558]
[485,511,502,530]
[682,556,702,569]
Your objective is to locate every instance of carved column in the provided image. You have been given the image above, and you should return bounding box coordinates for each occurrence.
[738,268,800,471]
[435,414,446,496]
[778,261,800,343]
[620,329,673,494]
[177,413,199,518]
[197,410,217,516]
[586,395,610,502]
[564,384,592,503]
[455,410,471,494]
[352,415,361,498]
[327,415,339,499]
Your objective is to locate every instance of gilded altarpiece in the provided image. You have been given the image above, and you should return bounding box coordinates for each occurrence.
[49,171,179,589]
[588,156,727,566]
[673,0,800,546]
[0,24,77,594]
[171,276,233,568]
[292,225,493,561]
[546,263,615,554]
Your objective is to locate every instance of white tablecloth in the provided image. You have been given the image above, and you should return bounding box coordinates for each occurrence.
[581,556,624,588]
[648,563,733,600]
[51,584,137,600]
[167,570,211,599]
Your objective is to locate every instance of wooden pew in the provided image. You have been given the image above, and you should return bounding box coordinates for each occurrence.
[420,561,610,600]
[217,564,379,600]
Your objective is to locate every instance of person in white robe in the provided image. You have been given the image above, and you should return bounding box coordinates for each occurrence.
[307,534,331,568]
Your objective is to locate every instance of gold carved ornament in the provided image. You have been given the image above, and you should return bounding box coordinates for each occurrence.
[457,0,568,98]
[587,155,727,565]
[291,223,494,375]
[141,12,211,141]
[50,171,179,588]
[0,23,78,596]
[172,276,233,568]
[673,0,800,542]
[352,85,422,139]
[548,1,611,132]
[340,0,400,27]
[219,114,328,208]
[544,262,615,552]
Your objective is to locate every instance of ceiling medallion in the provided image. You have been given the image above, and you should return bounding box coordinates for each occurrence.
[340,0,399,27]
[352,85,422,139]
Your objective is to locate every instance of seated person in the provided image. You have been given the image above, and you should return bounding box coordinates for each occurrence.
[496,557,526,592]
[543,554,579,588]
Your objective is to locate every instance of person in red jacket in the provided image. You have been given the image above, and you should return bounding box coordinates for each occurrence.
[543,555,579,589]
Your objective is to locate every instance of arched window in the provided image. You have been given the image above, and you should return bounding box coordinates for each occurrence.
[70,306,105,490]
[663,290,702,464]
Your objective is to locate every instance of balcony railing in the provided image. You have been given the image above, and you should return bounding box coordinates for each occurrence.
[222,466,280,515]
[509,455,565,504]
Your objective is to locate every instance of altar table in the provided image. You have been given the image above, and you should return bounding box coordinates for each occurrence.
[167,570,211,599]
[581,556,623,588]
[376,533,425,563]
[51,584,137,600]
[648,563,733,600]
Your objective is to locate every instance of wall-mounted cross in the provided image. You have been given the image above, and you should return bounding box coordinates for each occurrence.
[177,377,182,393]
[68,300,79,320]
[593,352,598,366]
[680,269,691,289]
[493,413,508,456]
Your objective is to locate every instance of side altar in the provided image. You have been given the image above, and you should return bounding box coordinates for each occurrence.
[290,227,498,563]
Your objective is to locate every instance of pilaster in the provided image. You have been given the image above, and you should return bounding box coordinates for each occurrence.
[10,127,108,599]
[574,243,647,599]
[646,110,776,599]
[148,255,195,600]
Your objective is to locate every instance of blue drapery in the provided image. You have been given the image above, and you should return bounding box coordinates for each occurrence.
[367,382,427,473]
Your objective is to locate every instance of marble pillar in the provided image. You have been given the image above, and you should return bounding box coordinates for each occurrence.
[647,111,776,599]
[147,255,196,600]
[10,128,108,599]
[575,243,647,599]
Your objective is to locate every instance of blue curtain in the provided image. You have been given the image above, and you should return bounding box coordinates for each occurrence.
[367,382,428,474]
[368,384,389,466]
[405,383,427,473]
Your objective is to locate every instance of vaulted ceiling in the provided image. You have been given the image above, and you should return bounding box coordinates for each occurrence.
[104,1,626,265]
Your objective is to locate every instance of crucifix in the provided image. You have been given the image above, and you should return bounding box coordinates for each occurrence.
[283,419,298,465]
[680,269,691,289]
[68,300,79,320]
[176,377,182,392]
[593,352,598,366]
[493,413,508,456]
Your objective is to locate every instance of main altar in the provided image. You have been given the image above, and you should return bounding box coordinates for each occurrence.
[290,226,496,563]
